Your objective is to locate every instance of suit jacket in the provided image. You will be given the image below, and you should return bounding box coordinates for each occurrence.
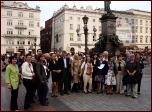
[58,56,70,72]
[98,60,108,75]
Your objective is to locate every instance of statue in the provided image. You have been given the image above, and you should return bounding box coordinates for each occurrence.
[104,1,112,14]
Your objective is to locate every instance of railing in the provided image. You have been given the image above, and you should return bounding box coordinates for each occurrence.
[15,25,27,29]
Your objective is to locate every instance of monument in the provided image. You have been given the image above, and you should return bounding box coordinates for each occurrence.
[94,1,123,56]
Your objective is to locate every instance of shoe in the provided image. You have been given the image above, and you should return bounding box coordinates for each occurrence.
[137,92,140,95]
[125,94,130,97]
[88,91,92,93]
[84,91,88,94]
[132,96,137,99]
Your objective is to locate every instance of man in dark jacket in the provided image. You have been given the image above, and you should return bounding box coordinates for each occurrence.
[58,51,70,95]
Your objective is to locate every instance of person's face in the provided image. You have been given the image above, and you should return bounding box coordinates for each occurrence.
[87,57,91,62]
[52,54,56,60]
[130,56,135,61]
[94,55,97,59]
[63,52,67,57]
[118,56,122,61]
[104,53,108,58]
[126,52,130,57]
[12,58,17,64]
[26,56,31,62]
[136,54,140,59]
[37,50,42,55]
[31,57,36,62]
[100,55,103,60]
[109,58,113,62]
[40,56,45,61]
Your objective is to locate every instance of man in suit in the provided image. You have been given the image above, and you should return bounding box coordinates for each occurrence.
[58,51,70,95]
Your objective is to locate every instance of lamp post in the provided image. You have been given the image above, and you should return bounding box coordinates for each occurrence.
[34,37,37,55]
[76,15,97,55]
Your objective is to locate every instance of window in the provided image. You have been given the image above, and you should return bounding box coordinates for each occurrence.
[7,11,12,16]
[132,26,134,33]
[93,19,95,22]
[145,36,148,43]
[29,13,34,18]
[140,20,142,25]
[29,21,34,27]
[28,41,30,45]
[131,19,134,24]
[135,26,138,33]
[70,24,73,30]
[125,18,128,23]
[18,29,24,35]
[70,33,74,41]
[19,5,22,7]
[6,40,14,45]
[18,20,23,26]
[135,19,138,25]
[7,29,13,34]
[7,20,12,26]
[17,40,25,45]
[132,36,135,43]
[29,30,34,35]
[18,12,23,17]
[146,21,148,26]
[70,16,72,20]
[136,36,138,43]
[146,27,148,33]
[140,27,142,33]
[140,36,143,43]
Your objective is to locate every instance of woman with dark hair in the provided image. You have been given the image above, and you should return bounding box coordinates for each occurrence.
[80,56,93,94]
[92,53,100,91]
[36,54,49,106]
[49,53,61,97]
[6,56,20,111]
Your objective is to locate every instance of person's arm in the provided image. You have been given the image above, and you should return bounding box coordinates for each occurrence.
[5,66,12,89]
[80,62,85,76]
[36,62,43,82]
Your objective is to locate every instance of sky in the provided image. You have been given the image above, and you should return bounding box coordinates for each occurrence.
[18,1,151,27]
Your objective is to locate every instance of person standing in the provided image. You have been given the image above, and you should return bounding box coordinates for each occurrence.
[80,56,93,94]
[6,56,20,111]
[71,54,81,92]
[92,53,100,91]
[135,53,144,95]
[105,56,116,95]
[36,54,49,106]
[115,54,126,94]
[58,51,70,95]
[95,53,108,94]
[125,54,140,98]
[22,54,35,109]
[49,53,61,97]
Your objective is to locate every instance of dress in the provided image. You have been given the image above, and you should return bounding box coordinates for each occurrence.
[50,60,61,82]
[105,62,116,85]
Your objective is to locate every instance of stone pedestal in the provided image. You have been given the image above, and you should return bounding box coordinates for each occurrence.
[95,13,123,56]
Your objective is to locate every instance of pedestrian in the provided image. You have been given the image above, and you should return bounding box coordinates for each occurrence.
[125,54,140,98]
[5,56,20,111]
[58,51,70,95]
[71,54,81,93]
[92,53,100,91]
[95,53,108,94]
[49,53,61,97]
[80,55,93,94]
[135,53,144,95]
[22,54,35,109]
[115,54,126,94]
[36,54,49,106]
[105,56,116,95]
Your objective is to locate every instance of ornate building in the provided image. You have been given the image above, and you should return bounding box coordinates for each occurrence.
[1,1,41,55]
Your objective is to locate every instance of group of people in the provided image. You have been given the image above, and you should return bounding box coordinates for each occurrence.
[4,49,145,111]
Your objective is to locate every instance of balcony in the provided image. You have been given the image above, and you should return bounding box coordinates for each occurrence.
[2,34,37,38]
[15,25,27,29]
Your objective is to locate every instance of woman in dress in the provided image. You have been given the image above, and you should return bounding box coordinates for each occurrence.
[6,56,20,111]
[105,56,116,95]
[71,54,81,92]
[49,53,61,97]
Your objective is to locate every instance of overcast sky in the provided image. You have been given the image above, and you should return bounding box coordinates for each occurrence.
[18,1,151,27]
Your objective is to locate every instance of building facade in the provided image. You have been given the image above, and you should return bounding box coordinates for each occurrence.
[45,5,151,53]
[1,2,41,55]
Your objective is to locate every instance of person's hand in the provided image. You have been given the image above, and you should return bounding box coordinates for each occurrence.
[57,70,61,73]
[32,73,35,77]
[8,84,11,89]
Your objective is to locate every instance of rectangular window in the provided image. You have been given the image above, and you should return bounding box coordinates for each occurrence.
[7,29,13,34]
[29,13,34,18]
[140,20,142,25]
[140,36,143,43]
[7,11,12,16]
[18,12,23,17]
[29,30,34,35]
[18,29,24,35]
[29,21,34,27]
[17,40,25,45]
[135,19,138,25]
[140,27,142,33]
[18,20,23,26]
[131,19,134,24]
[7,20,12,26]
[145,36,148,43]
[28,41,30,45]
[70,24,73,30]
[136,36,138,43]
[93,19,95,22]
[70,33,74,41]
[132,26,134,33]
[125,18,128,23]
[146,27,148,33]
[135,27,138,33]
[146,21,148,26]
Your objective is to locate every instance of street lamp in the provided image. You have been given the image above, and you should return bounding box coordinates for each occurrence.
[34,37,37,55]
[76,15,97,55]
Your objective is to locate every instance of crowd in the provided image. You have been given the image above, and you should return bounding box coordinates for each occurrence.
[2,49,147,111]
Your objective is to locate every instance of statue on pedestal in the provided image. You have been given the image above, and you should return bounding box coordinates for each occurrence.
[104,1,112,14]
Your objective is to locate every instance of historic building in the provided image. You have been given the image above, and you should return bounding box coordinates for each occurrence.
[1,1,41,55]
[42,4,151,53]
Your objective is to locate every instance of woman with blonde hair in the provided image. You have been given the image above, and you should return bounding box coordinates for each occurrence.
[71,54,81,92]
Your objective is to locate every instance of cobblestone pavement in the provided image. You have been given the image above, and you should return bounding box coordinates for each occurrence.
[1,64,151,111]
